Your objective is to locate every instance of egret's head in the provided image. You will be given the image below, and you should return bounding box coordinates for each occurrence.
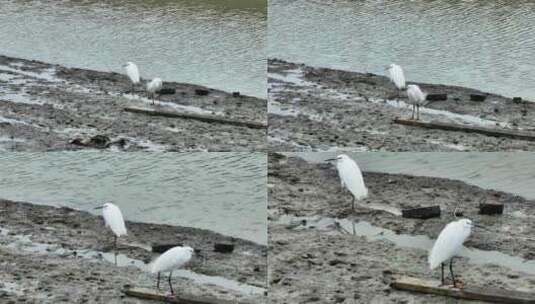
[385,63,395,70]
[458,219,473,228]
[94,203,111,210]
[325,154,349,162]
[123,62,133,68]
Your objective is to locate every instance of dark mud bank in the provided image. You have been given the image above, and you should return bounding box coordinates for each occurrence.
[268,59,535,152]
[268,154,535,303]
[0,199,267,303]
[0,55,267,152]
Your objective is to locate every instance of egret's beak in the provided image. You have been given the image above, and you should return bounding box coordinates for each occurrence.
[324,158,337,162]
[94,206,104,210]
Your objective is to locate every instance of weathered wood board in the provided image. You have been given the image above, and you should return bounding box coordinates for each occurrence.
[124,107,267,129]
[393,118,535,142]
[391,276,535,303]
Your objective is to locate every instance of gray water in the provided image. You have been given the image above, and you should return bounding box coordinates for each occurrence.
[0,152,267,244]
[269,0,535,100]
[297,152,535,201]
[0,0,266,98]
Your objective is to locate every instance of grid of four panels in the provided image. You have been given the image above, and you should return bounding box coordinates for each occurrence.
[1,1,535,303]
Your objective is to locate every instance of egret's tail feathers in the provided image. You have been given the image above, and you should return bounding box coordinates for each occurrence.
[148,261,158,274]
[428,255,439,270]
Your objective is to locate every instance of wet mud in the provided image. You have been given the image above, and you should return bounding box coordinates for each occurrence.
[268,59,535,152]
[0,55,267,152]
[268,154,535,303]
[0,199,267,303]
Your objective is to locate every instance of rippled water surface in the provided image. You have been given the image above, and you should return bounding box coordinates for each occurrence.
[0,0,266,97]
[0,153,267,244]
[270,0,535,99]
[298,152,535,200]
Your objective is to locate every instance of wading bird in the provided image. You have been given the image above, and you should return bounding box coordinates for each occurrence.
[123,62,140,92]
[147,78,163,104]
[386,63,406,95]
[428,218,473,287]
[325,154,368,211]
[406,84,426,120]
[95,203,127,264]
[150,246,194,295]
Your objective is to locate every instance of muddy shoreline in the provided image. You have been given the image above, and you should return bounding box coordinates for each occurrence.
[268,59,535,152]
[268,154,535,303]
[0,55,267,152]
[0,199,267,303]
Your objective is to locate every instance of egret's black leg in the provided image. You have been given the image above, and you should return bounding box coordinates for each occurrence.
[157,272,161,290]
[449,258,456,288]
[351,196,355,211]
[417,105,420,120]
[114,235,118,265]
[168,271,174,294]
[411,105,415,120]
[441,263,445,285]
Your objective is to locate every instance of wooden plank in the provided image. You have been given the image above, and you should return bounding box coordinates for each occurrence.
[391,276,535,304]
[393,118,535,142]
[123,287,254,304]
[124,107,267,129]
[479,203,504,215]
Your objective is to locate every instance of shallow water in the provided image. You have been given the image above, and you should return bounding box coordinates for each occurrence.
[0,153,267,244]
[269,0,535,99]
[297,152,535,201]
[277,215,535,276]
[0,228,265,295]
[0,0,266,98]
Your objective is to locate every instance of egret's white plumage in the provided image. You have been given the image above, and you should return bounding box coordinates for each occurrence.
[429,219,472,269]
[101,203,127,237]
[428,218,473,287]
[146,78,163,104]
[335,154,368,200]
[386,64,406,90]
[330,154,368,210]
[150,246,194,293]
[151,246,194,274]
[406,84,427,120]
[124,62,140,92]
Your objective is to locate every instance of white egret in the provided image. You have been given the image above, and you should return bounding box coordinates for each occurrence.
[150,246,194,294]
[386,63,406,92]
[123,62,140,92]
[406,84,427,120]
[428,219,473,287]
[325,154,368,211]
[95,203,127,264]
[146,78,163,104]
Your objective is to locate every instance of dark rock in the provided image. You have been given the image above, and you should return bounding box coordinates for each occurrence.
[194,89,210,96]
[426,94,447,101]
[470,94,487,102]
[513,97,523,104]
[401,205,441,219]
[232,91,241,97]
[87,135,110,149]
[479,203,504,215]
[214,243,234,253]
[159,87,176,95]
[151,243,183,253]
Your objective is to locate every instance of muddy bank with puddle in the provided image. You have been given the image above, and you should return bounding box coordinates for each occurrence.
[0,199,267,303]
[0,55,266,152]
[268,59,535,152]
[268,154,535,303]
